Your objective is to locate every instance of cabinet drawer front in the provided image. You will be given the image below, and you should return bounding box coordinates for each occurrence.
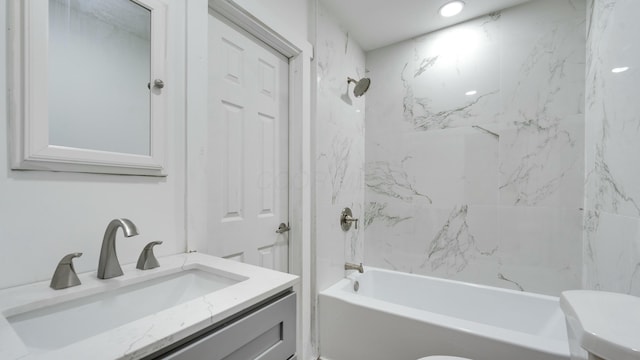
[163,292,296,360]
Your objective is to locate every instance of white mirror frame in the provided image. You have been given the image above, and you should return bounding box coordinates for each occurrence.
[8,0,168,176]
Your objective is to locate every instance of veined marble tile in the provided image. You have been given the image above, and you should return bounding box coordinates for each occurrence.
[364,201,412,229]
[583,0,640,297]
[322,120,365,206]
[584,114,640,218]
[366,127,500,207]
[584,0,640,218]
[315,2,366,292]
[498,116,584,207]
[404,15,501,131]
[500,0,586,124]
[583,210,640,296]
[464,127,500,205]
[364,204,425,275]
[497,206,582,295]
[420,205,493,273]
[365,204,500,282]
[365,41,415,142]
[365,159,433,205]
[316,5,367,101]
[365,203,581,296]
[498,0,586,210]
[364,0,586,296]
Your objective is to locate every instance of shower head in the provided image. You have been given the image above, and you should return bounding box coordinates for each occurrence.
[347,77,371,97]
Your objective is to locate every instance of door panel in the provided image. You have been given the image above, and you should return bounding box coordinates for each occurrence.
[258,112,275,216]
[207,11,289,272]
[221,101,245,221]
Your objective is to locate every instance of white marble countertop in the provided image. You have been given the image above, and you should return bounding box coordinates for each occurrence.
[0,253,298,360]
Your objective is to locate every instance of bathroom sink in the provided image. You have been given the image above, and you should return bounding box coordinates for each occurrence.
[560,290,640,360]
[0,253,298,360]
[7,268,242,352]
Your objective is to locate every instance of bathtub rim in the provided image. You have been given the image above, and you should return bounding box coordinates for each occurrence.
[319,266,570,358]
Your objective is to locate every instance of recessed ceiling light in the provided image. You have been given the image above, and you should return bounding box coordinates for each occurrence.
[465,90,477,96]
[439,1,465,17]
[611,66,629,73]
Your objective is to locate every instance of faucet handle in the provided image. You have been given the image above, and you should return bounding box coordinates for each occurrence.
[136,241,163,270]
[340,207,359,231]
[50,252,83,290]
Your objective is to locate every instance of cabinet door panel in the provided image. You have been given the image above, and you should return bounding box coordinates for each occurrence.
[162,293,295,360]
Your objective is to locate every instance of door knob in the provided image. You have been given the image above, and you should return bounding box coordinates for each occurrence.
[148,79,165,89]
[276,223,291,234]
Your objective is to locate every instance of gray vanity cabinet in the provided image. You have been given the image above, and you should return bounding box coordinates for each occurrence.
[157,292,296,360]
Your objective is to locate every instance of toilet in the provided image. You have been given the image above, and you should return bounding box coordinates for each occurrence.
[560,290,640,360]
[417,357,471,360]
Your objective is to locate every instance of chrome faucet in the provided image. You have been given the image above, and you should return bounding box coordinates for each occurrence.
[97,218,139,279]
[50,252,83,290]
[345,262,364,273]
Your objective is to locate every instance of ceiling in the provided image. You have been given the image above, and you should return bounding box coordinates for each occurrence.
[320,0,532,51]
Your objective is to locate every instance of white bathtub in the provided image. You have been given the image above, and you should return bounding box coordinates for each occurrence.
[319,267,570,360]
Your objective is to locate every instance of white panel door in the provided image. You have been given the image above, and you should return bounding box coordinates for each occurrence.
[207,11,289,272]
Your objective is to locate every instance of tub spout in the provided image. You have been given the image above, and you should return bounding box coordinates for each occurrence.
[345,262,364,273]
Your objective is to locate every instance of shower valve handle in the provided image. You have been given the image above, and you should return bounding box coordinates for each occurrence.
[340,207,359,231]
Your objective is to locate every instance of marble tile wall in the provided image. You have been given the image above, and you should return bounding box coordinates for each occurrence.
[583,0,640,296]
[314,3,366,293]
[364,0,586,296]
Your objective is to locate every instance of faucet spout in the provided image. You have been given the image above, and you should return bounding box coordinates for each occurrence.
[97,218,139,279]
[345,262,364,273]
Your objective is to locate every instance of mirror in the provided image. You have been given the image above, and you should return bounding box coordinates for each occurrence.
[48,0,151,156]
[9,0,167,176]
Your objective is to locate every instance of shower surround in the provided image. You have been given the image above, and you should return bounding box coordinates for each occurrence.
[364,0,586,296]
[583,0,640,296]
[314,3,366,293]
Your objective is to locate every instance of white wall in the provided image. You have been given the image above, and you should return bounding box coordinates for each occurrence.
[364,0,585,296]
[0,0,187,290]
[583,0,640,296]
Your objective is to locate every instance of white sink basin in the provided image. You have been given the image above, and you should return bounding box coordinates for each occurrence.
[0,253,298,360]
[7,268,242,352]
